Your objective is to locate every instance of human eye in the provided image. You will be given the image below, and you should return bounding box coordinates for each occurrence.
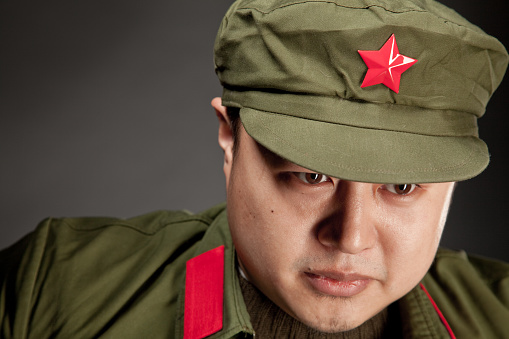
[294,172,331,185]
[383,184,419,196]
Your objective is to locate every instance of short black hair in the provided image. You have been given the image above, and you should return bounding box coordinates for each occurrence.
[226,106,241,156]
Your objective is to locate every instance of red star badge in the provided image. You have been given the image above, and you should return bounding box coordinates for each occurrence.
[358,34,417,93]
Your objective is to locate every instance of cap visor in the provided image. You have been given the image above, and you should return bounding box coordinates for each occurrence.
[240,108,489,184]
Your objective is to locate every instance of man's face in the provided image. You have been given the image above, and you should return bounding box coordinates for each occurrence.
[224,125,455,333]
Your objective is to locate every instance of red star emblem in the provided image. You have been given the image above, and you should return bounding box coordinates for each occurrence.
[358,34,417,93]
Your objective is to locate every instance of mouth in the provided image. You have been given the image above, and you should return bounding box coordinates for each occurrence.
[303,271,372,298]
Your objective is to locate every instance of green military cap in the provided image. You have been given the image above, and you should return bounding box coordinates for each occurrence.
[214,0,508,184]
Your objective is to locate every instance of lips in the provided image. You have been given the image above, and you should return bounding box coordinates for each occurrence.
[304,271,372,297]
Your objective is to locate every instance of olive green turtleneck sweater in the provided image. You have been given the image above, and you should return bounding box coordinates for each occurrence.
[238,273,403,338]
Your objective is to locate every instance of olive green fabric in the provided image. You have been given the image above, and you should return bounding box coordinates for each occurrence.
[422,249,509,338]
[214,0,509,183]
[1,206,509,338]
[238,275,394,338]
[0,204,253,339]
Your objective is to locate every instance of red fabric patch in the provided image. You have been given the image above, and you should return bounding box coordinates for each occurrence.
[184,245,225,339]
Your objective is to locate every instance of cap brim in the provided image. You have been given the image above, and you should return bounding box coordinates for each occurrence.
[240,108,489,184]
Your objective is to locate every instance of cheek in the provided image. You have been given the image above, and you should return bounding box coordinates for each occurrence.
[226,174,317,280]
[226,174,286,267]
[378,198,449,281]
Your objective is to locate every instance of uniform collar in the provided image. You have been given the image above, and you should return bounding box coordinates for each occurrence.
[176,207,254,338]
[398,282,453,338]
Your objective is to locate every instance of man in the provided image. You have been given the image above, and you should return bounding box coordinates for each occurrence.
[1,0,508,338]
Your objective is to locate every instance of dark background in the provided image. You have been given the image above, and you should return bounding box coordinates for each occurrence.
[1,0,508,262]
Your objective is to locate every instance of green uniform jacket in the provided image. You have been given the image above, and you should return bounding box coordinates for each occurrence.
[1,204,509,338]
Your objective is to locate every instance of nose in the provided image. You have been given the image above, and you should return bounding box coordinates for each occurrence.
[316,181,377,254]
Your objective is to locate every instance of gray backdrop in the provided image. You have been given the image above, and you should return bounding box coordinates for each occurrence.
[1,0,508,262]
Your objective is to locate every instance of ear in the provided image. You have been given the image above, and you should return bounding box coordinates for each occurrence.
[211,97,234,186]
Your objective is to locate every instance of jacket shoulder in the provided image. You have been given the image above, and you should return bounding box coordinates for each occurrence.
[434,247,509,285]
[0,203,227,338]
[423,248,509,337]
[57,203,225,234]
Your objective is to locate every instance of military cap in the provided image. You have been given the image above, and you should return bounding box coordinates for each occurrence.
[214,0,508,183]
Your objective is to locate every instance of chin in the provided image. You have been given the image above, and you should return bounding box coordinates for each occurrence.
[300,316,362,334]
[291,305,370,334]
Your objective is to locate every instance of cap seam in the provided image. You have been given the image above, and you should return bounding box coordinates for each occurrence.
[238,1,427,15]
[223,86,480,117]
[236,1,473,32]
